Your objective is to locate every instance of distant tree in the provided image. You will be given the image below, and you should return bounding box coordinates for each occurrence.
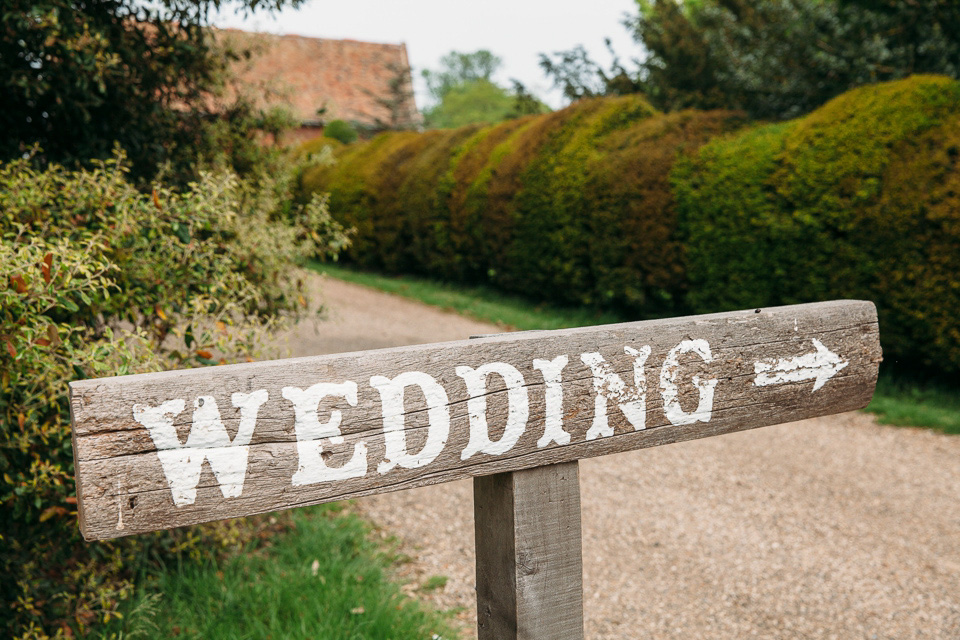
[422,50,503,102]
[423,80,515,129]
[421,51,549,129]
[539,41,643,102]
[0,0,302,181]
[509,80,550,118]
[539,46,609,101]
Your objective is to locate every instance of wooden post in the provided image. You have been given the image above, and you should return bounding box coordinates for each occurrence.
[474,462,584,640]
[469,330,584,639]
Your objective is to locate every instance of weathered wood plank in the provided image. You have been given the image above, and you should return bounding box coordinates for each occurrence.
[474,462,585,640]
[70,301,881,540]
[475,471,520,638]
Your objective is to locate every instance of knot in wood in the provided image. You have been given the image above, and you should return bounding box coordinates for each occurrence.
[517,550,538,576]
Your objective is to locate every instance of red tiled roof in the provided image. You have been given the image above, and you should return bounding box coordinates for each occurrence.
[216,29,420,128]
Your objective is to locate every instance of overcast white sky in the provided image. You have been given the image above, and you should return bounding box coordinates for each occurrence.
[211,0,641,110]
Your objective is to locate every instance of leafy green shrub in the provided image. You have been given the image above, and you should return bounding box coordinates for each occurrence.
[386,126,486,274]
[300,131,430,267]
[0,151,350,638]
[189,101,301,188]
[298,96,739,315]
[324,119,359,145]
[502,96,659,302]
[443,117,535,280]
[674,75,960,373]
[580,108,745,314]
[297,135,344,157]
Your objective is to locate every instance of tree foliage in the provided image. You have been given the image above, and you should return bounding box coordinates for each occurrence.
[539,41,643,102]
[422,50,503,102]
[423,80,514,129]
[510,80,549,118]
[631,0,960,118]
[0,0,301,181]
[421,51,548,129]
[541,0,960,119]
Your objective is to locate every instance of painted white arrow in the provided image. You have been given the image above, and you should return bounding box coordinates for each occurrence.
[753,339,848,392]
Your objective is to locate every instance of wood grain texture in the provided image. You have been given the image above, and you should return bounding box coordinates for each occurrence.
[70,301,882,540]
[474,471,520,638]
[474,462,585,640]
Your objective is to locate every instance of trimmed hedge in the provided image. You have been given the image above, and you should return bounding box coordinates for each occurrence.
[300,96,744,317]
[675,75,960,374]
[299,75,960,375]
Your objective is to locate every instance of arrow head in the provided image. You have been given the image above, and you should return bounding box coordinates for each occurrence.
[810,339,848,391]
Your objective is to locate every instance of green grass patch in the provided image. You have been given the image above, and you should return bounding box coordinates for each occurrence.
[312,262,960,434]
[866,374,960,435]
[309,261,622,331]
[110,505,458,640]
[419,575,449,593]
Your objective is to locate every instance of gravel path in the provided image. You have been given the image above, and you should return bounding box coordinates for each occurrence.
[276,272,960,639]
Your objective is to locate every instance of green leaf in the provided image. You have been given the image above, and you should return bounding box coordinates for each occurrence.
[175,224,191,244]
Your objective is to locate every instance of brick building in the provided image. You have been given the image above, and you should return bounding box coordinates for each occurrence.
[217,29,421,144]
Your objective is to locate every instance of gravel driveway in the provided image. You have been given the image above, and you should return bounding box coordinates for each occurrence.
[275,272,960,639]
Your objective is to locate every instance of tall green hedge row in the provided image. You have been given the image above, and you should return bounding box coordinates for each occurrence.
[299,96,744,317]
[675,75,960,375]
[299,76,960,375]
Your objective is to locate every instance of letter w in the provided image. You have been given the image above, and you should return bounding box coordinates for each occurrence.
[133,390,268,506]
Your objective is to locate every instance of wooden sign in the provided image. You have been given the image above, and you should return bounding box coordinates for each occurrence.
[70,300,881,541]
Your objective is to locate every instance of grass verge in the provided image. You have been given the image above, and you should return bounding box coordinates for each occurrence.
[309,261,960,434]
[109,505,457,639]
[865,375,960,435]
